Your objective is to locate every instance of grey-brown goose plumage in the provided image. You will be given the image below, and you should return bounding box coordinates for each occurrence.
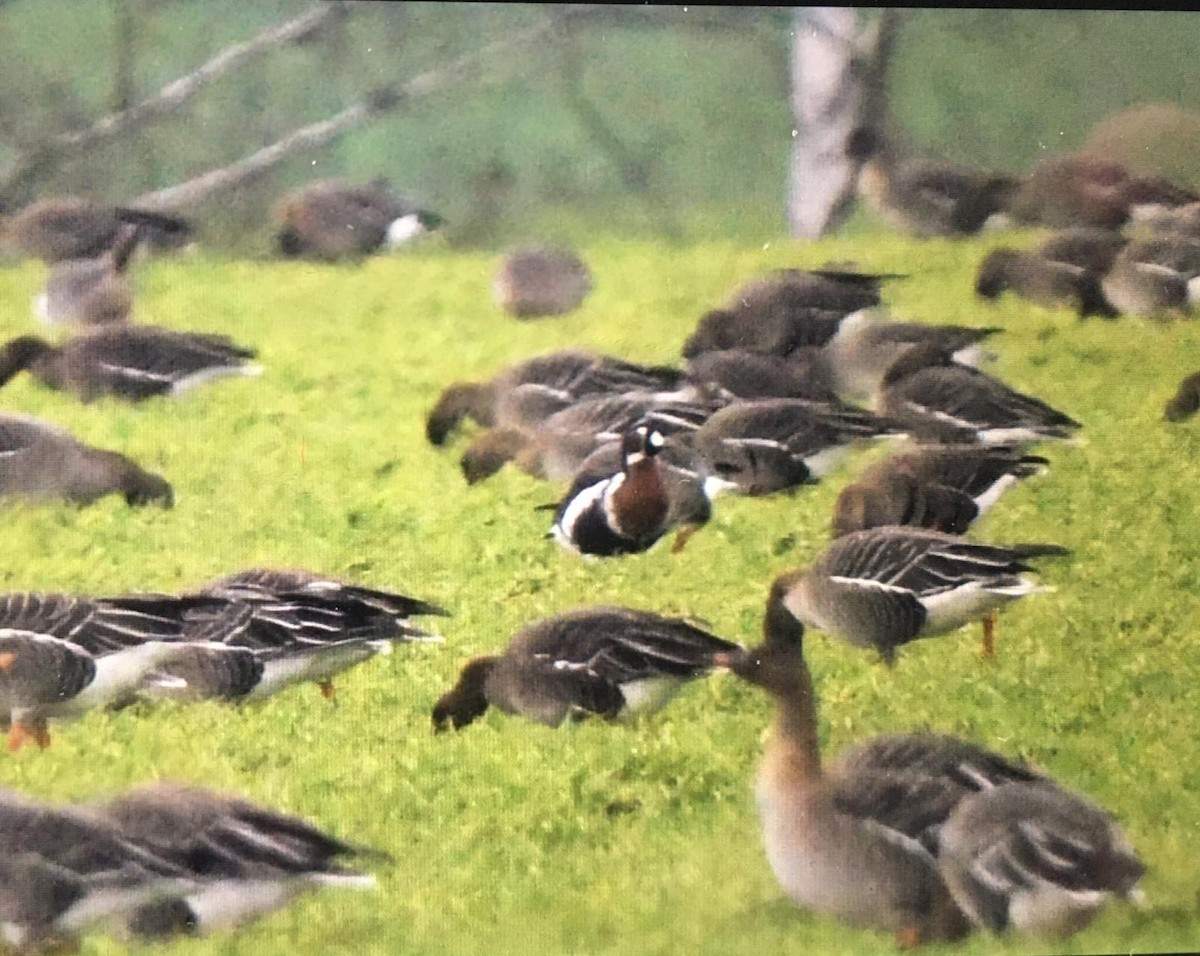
[0,325,260,402]
[426,349,693,446]
[775,527,1068,664]
[723,579,1141,944]
[2,197,192,263]
[35,223,141,327]
[691,397,899,496]
[493,246,592,318]
[274,178,441,261]
[460,392,721,484]
[1164,369,1200,422]
[1100,235,1200,317]
[974,248,1118,318]
[1141,200,1200,240]
[680,268,898,359]
[832,444,1048,538]
[431,605,741,731]
[1038,227,1129,275]
[875,344,1080,445]
[685,348,839,402]
[0,413,172,507]
[847,128,1019,237]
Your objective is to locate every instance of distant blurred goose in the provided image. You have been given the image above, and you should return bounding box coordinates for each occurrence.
[274,178,441,260]
[820,310,1002,404]
[2,197,193,262]
[551,427,673,557]
[974,248,1117,318]
[833,444,1047,538]
[35,223,141,327]
[0,325,261,402]
[426,349,690,446]
[1037,226,1129,275]
[431,605,740,730]
[681,268,898,358]
[691,397,899,496]
[875,344,1081,445]
[774,527,1068,663]
[0,413,172,507]
[847,128,1019,237]
[1141,200,1200,240]
[493,246,593,318]
[1164,369,1200,422]
[1008,153,1196,229]
[722,584,1141,944]
[1100,235,1200,317]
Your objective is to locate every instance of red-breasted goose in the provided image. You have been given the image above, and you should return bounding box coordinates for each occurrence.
[493,246,592,318]
[551,427,673,557]
[0,326,261,402]
[832,444,1049,538]
[431,605,741,731]
[847,128,1019,237]
[2,197,192,263]
[775,527,1068,663]
[875,344,1081,445]
[721,583,1141,944]
[35,223,141,327]
[274,178,441,260]
[0,413,172,507]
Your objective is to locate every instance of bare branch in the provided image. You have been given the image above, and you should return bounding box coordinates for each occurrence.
[134,13,571,212]
[0,3,347,197]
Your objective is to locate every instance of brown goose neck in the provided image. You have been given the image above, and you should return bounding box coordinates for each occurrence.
[0,336,52,388]
[764,589,822,780]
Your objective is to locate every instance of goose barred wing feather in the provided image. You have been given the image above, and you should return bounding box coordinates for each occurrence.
[0,593,190,654]
[144,642,264,702]
[896,446,1049,499]
[833,734,1044,792]
[202,569,448,620]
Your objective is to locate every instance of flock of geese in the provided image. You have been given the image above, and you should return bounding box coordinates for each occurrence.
[0,130,1195,950]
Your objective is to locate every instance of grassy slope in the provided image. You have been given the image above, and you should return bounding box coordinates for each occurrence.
[0,227,1198,954]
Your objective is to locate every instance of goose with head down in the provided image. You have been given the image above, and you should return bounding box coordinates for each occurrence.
[773,526,1069,663]
[720,578,1143,945]
[0,325,260,403]
[431,605,740,731]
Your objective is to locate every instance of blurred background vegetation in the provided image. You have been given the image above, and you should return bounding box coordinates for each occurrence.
[1,3,1199,252]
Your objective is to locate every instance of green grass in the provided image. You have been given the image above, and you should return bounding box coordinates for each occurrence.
[1,226,1199,954]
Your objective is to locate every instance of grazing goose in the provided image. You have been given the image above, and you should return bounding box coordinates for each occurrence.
[1164,369,1200,421]
[774,527,1068,663]
[460,393,719,484]
[819,310,1002,405]
[681,268,898,359]
[1008,154,1196,229]
[85,781,382,935]
[691,397,899,496]
[493,246,593,318]
[0,413,173,507]
[974,248,1118,318]
[1100,235,1200,317]
[875,344,1081,445]
[274,178,441,260]
[35,223,141,327]
[551,427,673,557]
[721,585,1141,945]
[685,348,839,402]
[847,128,1019,237]
[426,349,691,446]
[431,605,740,730]
[0,630,182,750]
[2,197,193,263]
[0,325,261,402]
[832,444,1048,538]
[0,788,202,949]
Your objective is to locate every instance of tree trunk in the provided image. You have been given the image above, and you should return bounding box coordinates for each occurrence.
[787,7,898,238]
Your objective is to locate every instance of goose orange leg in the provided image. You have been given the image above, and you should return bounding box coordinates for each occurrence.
[7,718,50,753]
[318,679,336,701]
[895,925,922,949]
[980,609,998,661]
[670,523,702,554]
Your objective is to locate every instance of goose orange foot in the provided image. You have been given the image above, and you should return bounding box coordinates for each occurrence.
[894,925,922,949]
[979,608,998,661]
[318,679,336,701]
[670,524,702,554]
[7,719,51,753]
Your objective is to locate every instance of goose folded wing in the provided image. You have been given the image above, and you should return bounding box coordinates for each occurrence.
[833,734,1044,793]
[900,368,1079,432]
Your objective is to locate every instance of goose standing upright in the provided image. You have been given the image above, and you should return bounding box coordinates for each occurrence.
[35,223,142,327]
